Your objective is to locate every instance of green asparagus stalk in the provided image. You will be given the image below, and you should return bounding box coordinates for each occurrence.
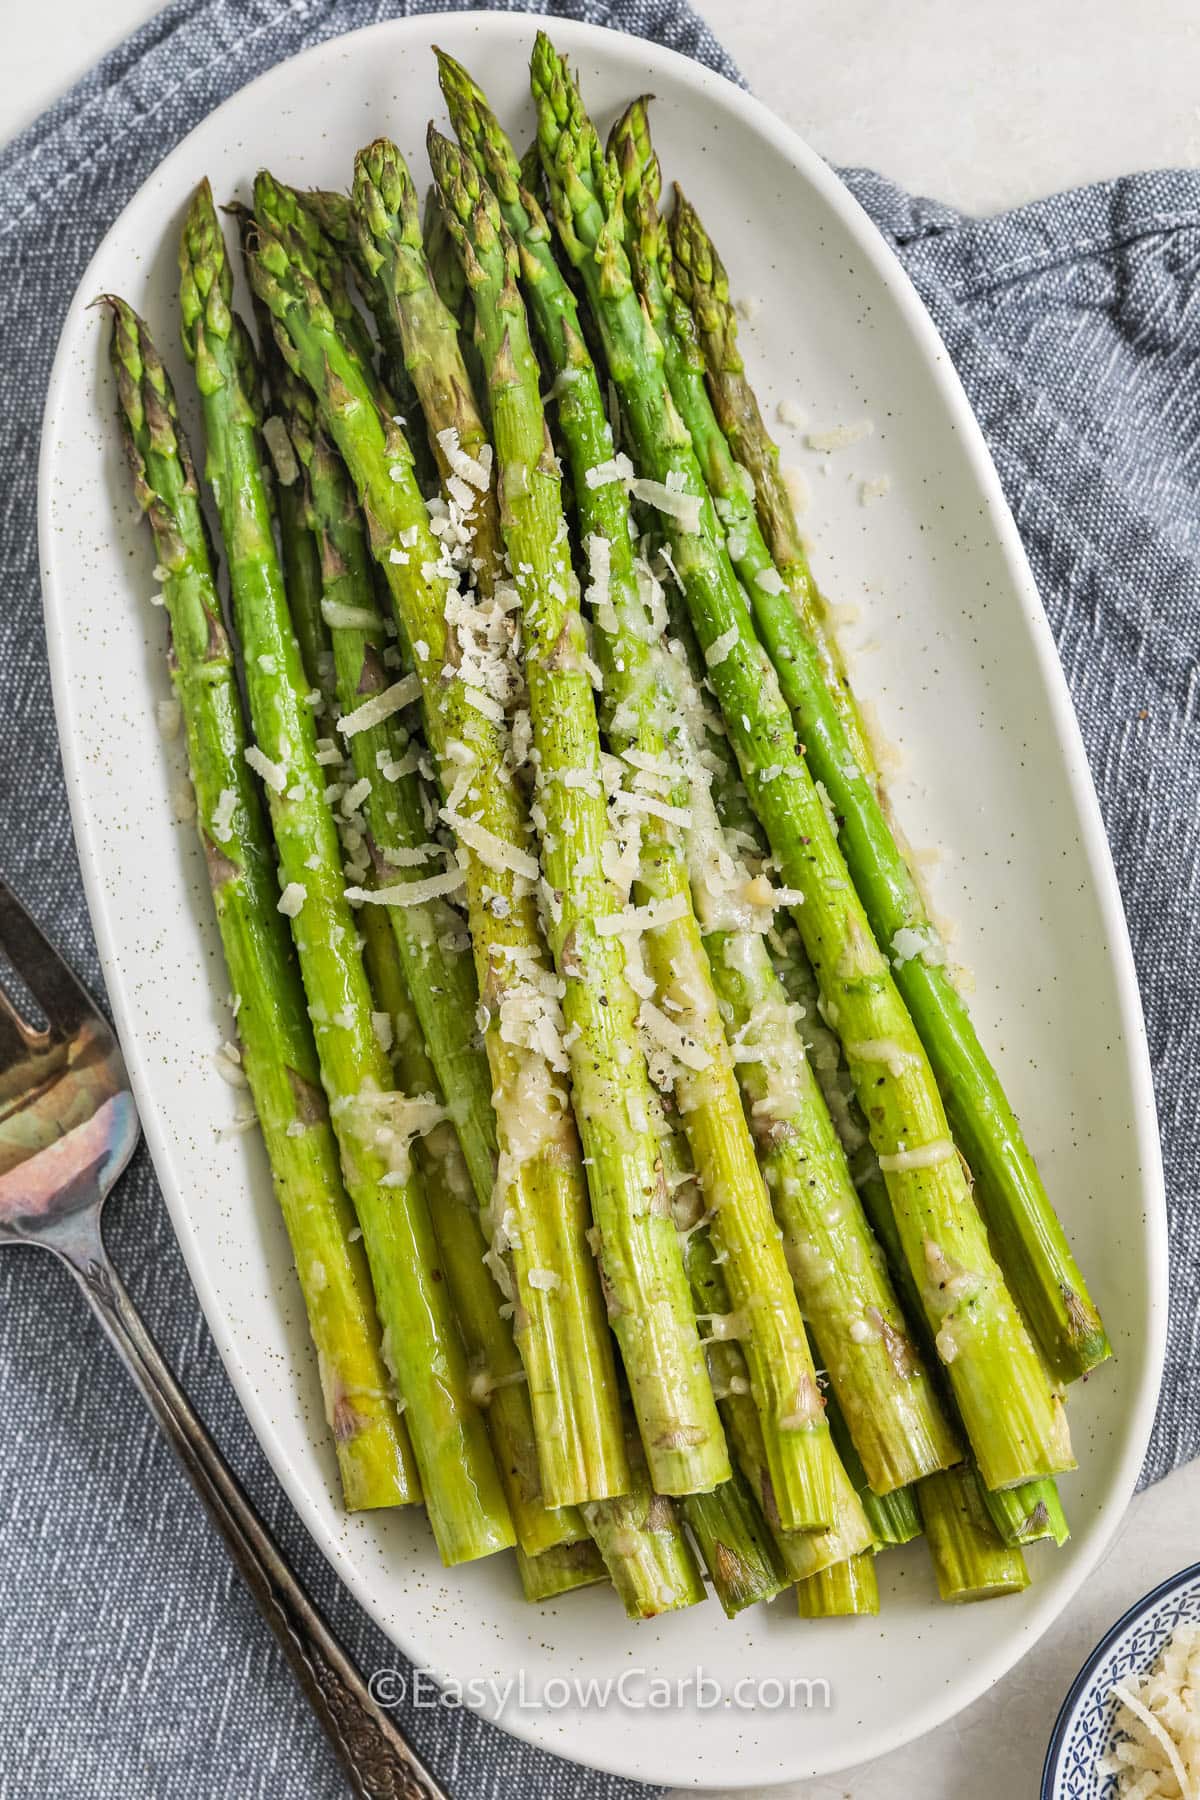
[664,187,872,772]
[436,61,844,1529]
[581,1416,706,1619]
[977,1467,1070,1548]
[276,369,498,1208]
[350,141,506,599]
[179,180,512,1564]
[233,226,332,702]
[918,1469,1030,1602]
[106,295,416,1512]
[664,184,1108,1387]
[797,1552,880,1618]
[851,1120,1071,1554]
[358,897,583,1556]
[245,180,628,1509]
[428,128,733,1502]
[517,1538,609,1602]
[674,1160,872,1583]
[302,184,442,501]
[531,39,1073,1494]
[824,1387,922,1548]
[422,183,488,415]
[680,1468,787,1618]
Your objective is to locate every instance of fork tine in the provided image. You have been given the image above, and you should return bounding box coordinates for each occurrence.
[0,879,95,1041]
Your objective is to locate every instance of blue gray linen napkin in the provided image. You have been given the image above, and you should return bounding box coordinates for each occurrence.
[0,1,1196,1795]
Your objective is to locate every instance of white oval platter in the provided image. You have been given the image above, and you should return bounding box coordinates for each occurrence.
[38,12,1166,1788]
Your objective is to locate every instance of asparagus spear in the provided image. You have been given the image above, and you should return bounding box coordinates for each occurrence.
[825,1387,922,1549]
[438,48,855,1528]
[766,909,1069,1529]
[422,183,489,415]
[581,1416,706,1619]
[797,1552,880,1619]
[665,188,872,773]
[665,184,1108,1387]
[179,180,512,1564]
[245,181,628,1509]
[517,1538,608,1603]
[106,295,416,1513]
[979,1476,1070,1549]
[680,1468,788,1618]
[358,894,582,1556]
[273,359,499,1209]
[531,38,1073,1494]
[675,1159,872,1583]
[428,128,739,1503]
[918,1469,1030,1603]
[304,184,442,501]
[350,141,506,599]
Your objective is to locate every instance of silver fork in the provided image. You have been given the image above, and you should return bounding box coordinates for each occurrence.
[0,876,449,1800]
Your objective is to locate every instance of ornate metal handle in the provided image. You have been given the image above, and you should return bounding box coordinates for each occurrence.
[57,1210,448,1800]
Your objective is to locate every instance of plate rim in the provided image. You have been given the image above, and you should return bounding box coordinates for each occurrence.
[1040,1557,1200,1797]
[37,9,1169,1787]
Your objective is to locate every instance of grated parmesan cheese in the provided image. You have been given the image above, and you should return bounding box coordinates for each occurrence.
[892,924,947,969]
[705,625,740,669]
[638,999,711,1073]
[806,420,874,453]
[320,599,379,631]
[245,745,287,793]
[442,804,540,882]
[436,425,493,492]
[630,477,702,534]
[783,466,810,514]
[344,868,466,907]
[337,674,421,738]
[878,1139,956,1174]
[1103,1624,1200,1798]
[210,788,236,843]
[277,882,307,918]
[156,698,182,740]
[595,892,689,937]
[584,452,634,490]
[845,1037,918,1079]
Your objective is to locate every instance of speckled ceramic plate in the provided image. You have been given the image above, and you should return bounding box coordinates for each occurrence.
[1042,1561,1200,1797]
[38,12,1166,1788]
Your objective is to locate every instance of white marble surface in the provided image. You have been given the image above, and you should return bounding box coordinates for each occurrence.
[8,3,1195,1795]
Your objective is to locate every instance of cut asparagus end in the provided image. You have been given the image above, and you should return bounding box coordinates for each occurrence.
[797,1551,880,1619]
[824,1385,924,1549]
[517,1539,609,1604]
[978,1472,1070,1549]
[583,1425,707,1621]
[919,1468,1031,1603]
[681,1468,788,1619]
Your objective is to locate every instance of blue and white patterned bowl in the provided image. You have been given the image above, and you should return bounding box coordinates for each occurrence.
[1042,1560,1200,1797]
